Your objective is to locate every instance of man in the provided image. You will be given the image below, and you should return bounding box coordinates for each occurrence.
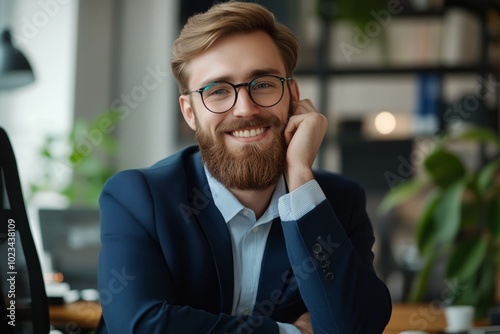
[97,2,392,333]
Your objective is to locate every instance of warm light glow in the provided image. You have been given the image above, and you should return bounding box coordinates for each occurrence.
[374,111,396,135]
[44,272,64,283]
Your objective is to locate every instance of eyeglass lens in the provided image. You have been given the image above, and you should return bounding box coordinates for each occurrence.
[201,75,284,113]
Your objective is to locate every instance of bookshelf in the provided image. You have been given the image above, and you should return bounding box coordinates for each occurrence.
[298,0,500,170]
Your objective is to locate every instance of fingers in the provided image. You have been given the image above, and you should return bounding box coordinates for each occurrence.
[284,99,328,190]
[284,114,300,146]
[291,99,316,116]
[293,312,313,334]
[285,99,323,145]
[284,107,327,146]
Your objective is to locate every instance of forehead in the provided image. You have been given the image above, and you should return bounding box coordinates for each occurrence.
[187,31,286,87]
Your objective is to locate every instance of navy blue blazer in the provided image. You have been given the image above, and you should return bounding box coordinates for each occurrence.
[97,145,391,333]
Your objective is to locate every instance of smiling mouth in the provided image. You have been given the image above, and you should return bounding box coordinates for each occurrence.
[231,127,267,138]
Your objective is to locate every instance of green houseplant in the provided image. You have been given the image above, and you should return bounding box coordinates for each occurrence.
[380,127,500,317]
[29,110,120,208]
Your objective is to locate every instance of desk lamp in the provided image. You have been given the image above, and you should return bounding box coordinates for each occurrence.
[0,28,34,89]
[0,27,35,205]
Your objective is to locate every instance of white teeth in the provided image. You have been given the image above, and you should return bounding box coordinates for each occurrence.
[232,128,264,138]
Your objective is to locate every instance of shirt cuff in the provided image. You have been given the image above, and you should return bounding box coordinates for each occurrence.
[277,321,301,334]
[278,179,326,221]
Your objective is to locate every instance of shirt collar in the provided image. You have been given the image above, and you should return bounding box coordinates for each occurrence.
[204,166,286,223]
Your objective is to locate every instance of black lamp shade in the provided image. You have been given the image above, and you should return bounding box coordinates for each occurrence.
[0,29,35,90]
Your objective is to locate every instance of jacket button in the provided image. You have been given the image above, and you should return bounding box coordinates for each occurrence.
[312,243,322,254]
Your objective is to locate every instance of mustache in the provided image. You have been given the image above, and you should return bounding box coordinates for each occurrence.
[215,115,283,134]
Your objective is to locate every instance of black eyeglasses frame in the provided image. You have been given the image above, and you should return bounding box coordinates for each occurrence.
[184,74,293,114]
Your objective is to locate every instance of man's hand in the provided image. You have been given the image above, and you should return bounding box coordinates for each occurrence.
[293,312,313,334]
[284,99,328,191]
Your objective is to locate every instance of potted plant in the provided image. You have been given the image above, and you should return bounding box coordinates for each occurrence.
[28,110,120,208]
[380,127,500,318]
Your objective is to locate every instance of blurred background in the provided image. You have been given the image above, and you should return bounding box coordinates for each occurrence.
[1,0,499,319]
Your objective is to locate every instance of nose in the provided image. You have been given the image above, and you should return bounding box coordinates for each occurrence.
[231,86,260,117]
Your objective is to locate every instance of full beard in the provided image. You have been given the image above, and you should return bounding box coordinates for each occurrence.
[196,115,287,191]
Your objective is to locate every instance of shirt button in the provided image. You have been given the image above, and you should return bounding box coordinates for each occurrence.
[243,210,249,217]
[243,309,250,315]
[253,226,259,233]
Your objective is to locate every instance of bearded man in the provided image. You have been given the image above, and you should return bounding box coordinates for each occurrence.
[97,2,392,334]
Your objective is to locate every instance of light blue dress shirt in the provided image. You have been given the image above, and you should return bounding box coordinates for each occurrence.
[205,168,326,334]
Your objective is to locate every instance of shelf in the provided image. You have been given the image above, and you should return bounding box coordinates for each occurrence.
[295,65,499,76]
[396,0,500,16]
[444,0,500,15]
[323,0,500,21]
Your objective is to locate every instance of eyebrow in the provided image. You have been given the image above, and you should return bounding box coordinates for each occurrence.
[199,68,283,87]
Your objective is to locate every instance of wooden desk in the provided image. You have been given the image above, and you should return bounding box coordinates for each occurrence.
[48,302,484,333]
[384,303,447,334]
[49,301,101,330]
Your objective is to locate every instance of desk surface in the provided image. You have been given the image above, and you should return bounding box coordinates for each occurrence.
[49,302,485,333]
[385,303,447,334]
[49,301,101,330]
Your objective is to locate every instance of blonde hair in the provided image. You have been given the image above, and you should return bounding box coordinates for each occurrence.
[170,1,298,93]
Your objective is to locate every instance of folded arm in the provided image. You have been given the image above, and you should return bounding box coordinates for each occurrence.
[279,179,392,334]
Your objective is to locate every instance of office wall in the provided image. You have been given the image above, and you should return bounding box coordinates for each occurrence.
[112,0,179,170]
[73,0,180,170]
[0,0,80,258]
[73,0,115,125]
[0,0,79,198]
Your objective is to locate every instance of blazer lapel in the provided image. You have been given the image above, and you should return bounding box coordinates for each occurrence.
[187,150,234,314]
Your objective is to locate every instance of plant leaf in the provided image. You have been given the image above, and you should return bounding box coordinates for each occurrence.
[487,194,500,240]
[452,259,495,317]
[459,127,500,147]
[378,178,427,214]
[446,236,488,282]
[460,201,479,229]
[100,136,119,154]
[424,149,466,188]
[416,191,441,255]
[408,252,436,302]
[473,260,496,317]
[433,181,465,244]
[477,158,500,193]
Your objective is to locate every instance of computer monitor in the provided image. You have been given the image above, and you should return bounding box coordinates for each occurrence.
[339,138,415,193]
[38,208,100,290]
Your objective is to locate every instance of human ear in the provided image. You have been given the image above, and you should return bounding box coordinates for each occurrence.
[179,95,197,130]
[289,79,300,101]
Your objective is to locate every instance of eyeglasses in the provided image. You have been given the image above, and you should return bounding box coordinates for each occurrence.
[185,75,293,114]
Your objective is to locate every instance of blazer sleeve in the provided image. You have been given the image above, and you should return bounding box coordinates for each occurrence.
[280,180,392,334]
[97,170,279,334]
